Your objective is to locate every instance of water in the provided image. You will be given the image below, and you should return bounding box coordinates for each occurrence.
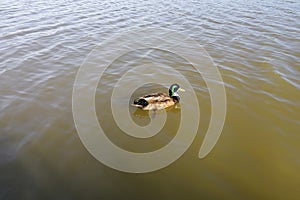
[1,0,300,199]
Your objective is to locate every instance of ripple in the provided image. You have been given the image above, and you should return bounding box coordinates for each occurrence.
[1,0,300,199]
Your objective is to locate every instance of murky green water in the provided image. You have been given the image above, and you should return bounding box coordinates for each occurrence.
[1,0,300,199]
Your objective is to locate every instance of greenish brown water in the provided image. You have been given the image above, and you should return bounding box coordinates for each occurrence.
[1,0,300,199]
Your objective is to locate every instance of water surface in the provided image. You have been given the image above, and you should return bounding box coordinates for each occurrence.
[0,0,300,199]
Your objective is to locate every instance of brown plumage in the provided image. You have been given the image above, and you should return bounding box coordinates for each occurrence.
[132,84,184,111]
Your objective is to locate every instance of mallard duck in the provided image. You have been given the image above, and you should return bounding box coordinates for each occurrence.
[132,84,185,110]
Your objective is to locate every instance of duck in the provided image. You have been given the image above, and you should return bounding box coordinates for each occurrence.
[132,84,185,110]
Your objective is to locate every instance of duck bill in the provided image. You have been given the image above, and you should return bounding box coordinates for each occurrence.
[178,88,185,92]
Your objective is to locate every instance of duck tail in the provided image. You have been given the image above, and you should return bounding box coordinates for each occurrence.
[132,99,148,108]
[131,104,143,108]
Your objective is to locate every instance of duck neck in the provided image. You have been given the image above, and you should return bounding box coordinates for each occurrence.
[172,95,180,103]
[169,89,178,97]
[169,89,180,102]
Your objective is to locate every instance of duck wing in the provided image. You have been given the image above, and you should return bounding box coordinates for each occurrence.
[142,93,170,102]
[133,93,175,110]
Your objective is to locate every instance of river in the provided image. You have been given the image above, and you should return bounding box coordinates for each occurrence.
[0,0,300,199]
